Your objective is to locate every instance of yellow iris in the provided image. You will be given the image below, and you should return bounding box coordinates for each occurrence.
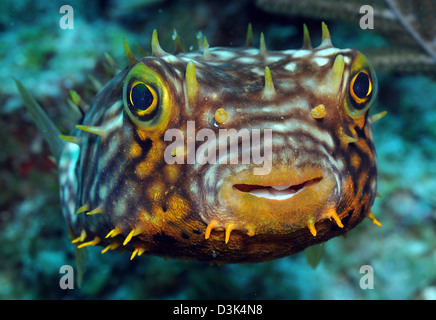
[129,81,158,116]
[350,70,372,105]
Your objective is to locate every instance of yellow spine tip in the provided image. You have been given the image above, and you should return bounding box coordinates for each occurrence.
[333,215,344,228]
[101,244,112,254]
[69,90,81,106]
[338,127,358,145]
[225,224,235,244]
[77,236,100,249]
[123,229,136,246]
[86,205,104,215]
[122,38,138,67]
[72,229,87,244]
[263,66,276,97]
[130,248,139,260]
[105,229,114,239]
[186,61,198,105]
[327,208,344,228]
[308,222,317,237]
[369,111,387,123]
[75,203,90,214]
[367,211,382,227]
[59,135,81,146]
[101,242,120,254]
[75,124,107,138]
[205,220,218,240]
[332,54,345,77]
[259,32,267,55]
[151,29,166,56]
[320,21,332,47]
[302,23,312,49]
[130,247,146,260]
[105,227,122,238]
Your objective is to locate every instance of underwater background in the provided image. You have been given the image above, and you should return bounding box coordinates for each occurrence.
[1,0,436,299]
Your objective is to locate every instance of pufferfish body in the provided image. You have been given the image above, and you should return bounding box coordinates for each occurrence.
[18,23,384,263]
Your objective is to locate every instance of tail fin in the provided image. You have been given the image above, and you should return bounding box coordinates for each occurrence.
[13,78,65,162]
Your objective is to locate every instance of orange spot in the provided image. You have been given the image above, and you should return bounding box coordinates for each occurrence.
[215,108,229,124]
[246,224,255,237]
[164,165,181,185]
[350,152,361,170]
[310,104,326,119]
[129,141,142,158]
[147,180,166,202]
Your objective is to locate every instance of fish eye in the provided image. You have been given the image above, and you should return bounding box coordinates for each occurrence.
[128,81,159,121]
[123,62,171,133]
[344,66,377,118]
[349,70,372,108]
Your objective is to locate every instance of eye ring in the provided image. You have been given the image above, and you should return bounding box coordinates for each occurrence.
[344,53,378,119]
[123,62,171,134]
[128,81,159,118]
[350,70,372,106]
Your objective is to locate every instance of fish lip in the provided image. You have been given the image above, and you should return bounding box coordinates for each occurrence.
[213,165,337,234]
[227,165,326,201]
[232,176,323,201]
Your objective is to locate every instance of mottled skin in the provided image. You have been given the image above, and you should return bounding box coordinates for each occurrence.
[59,25,379,263]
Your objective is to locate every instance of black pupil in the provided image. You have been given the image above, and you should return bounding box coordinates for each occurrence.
[131,83,153,110]
[353,72,370,99]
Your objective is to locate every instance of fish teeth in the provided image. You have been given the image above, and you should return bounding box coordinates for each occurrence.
[270,184,292,191]
[248,187,299,201]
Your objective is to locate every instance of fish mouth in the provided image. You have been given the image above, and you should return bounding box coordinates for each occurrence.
[215,165,337,234]
[232,177,323,201]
